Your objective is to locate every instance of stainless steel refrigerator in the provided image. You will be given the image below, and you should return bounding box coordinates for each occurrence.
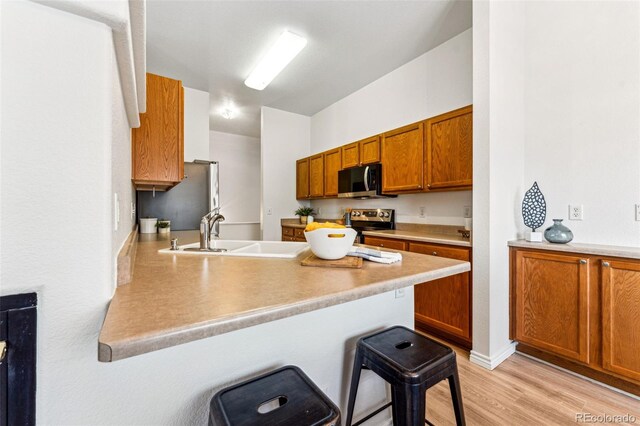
[137,160,219,231]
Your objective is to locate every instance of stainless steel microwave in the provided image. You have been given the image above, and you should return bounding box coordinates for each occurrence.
[337,164,396,199]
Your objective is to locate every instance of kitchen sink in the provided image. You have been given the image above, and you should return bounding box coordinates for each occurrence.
[158,240,309,259]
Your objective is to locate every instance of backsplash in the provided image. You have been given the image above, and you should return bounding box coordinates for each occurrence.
[310,190,472,226]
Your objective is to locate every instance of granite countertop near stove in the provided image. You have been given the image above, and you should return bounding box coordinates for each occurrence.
[363,223,471,247]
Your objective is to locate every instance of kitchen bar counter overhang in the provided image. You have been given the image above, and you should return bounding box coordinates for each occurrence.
[98,231,470,362]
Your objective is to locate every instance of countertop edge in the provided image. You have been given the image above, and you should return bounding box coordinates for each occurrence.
[362,230,472,247]
[98,261,470,362]
[508,239,640,259]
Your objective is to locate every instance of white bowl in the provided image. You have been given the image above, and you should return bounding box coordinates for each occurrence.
[304,227,357,260]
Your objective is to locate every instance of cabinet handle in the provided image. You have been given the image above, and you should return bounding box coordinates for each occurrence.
[427,184,431,188]
[602,261,610,267]
[418,185,423,189]
[579,259,587,264]
[432,251,438,256]
[380,244,384,247]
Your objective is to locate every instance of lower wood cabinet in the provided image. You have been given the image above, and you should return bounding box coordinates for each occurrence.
[364,235,472,349]
[281,226,306,242]
[512,250,590,364]
[510,247,640,395]
[601,259,640,382]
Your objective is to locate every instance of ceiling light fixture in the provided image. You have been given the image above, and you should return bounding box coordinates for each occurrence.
[220,107,236,120]
[244,30,307,91]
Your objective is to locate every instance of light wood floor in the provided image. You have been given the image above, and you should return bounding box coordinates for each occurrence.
[425,347,640,425]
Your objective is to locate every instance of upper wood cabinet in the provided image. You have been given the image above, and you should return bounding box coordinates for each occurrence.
[323,148,341,197]
[602,259,640,382]
[425,105,472,191]
[359,136,380,165]
[308,154,324,198]
[513,250,590,364]
[381,122,424,193]
[296,158,310,200]
[341,142,360,169]
[341,136,381,169]
[132,73,184,191]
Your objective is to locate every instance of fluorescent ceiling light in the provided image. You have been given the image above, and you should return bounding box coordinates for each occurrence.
[244,30,307,91]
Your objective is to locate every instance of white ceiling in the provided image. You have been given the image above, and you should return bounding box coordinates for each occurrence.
[146,1,472,138]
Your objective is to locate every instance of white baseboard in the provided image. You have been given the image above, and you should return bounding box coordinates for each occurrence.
[470,342,517,370]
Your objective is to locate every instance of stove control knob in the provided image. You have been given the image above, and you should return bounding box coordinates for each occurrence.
[378,211,384,217]
[353,211,360,217]
[384,212,390,218]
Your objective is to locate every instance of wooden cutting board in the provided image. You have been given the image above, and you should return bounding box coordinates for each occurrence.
[301,253,363,269]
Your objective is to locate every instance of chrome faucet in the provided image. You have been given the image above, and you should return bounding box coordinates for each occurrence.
[199,207,225,250]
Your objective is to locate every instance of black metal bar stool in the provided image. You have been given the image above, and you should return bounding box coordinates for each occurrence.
[345,326,466,426]
[209,365,340,426]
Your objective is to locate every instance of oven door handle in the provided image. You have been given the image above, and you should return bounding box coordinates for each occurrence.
[364,166,370,192]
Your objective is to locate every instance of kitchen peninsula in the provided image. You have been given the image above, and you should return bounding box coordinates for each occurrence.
[99,231,470,362]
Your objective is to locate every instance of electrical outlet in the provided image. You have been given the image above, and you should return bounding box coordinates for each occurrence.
[463,206,472,218]
[114,193,120,231]
[569,204,583,220]
[131,202,136,220]
[395,288,405,298]
[419,207,425,218]
[266,208,272,216]
[635,204,640,221]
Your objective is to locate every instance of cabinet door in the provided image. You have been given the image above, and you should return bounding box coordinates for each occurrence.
[425,105,472,190]
[381,122,424,192]
[602,259,640,381]
[341,142,360,169]
[363,236,407,251]
[410,242,471,346]
[132,73,184,189]
[514,250,590,364]
[359,136,380,165]
[296,158,310,200]
[308,154,324,198]
[323,148,341,197]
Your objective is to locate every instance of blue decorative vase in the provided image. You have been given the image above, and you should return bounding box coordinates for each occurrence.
[544,219,573,244]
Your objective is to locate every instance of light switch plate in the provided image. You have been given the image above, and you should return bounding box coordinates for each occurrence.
[569,204,583,220]
[114,193,120,231]
[463,206,472,218]
[419,207,425,218]
[635,204,640,221]
[395,288,405,298]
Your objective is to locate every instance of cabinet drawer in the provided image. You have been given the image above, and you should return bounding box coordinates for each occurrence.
[364,237,406,251]
[408,242,469,261]
[282,227,295,237]
[294,228,306,240]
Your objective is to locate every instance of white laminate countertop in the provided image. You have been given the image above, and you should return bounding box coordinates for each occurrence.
[99,231,470,362]
[508,239,640,259]
[362,229,472,247]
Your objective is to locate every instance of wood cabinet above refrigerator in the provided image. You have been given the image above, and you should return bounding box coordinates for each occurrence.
[132,73,184,191]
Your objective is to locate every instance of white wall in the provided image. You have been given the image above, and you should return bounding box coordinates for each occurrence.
[0,2,410,424]
[111,46,136,278]
[261,107,311,241]
[471,0,525,367]
[184,87,210,162]
[210,130,261,240]
[521,1,640,246]
[310,29,473,224]
[1,2,117,423]
[471,0,640,368]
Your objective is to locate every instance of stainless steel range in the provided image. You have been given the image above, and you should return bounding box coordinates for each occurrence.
[348,208,395,243]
